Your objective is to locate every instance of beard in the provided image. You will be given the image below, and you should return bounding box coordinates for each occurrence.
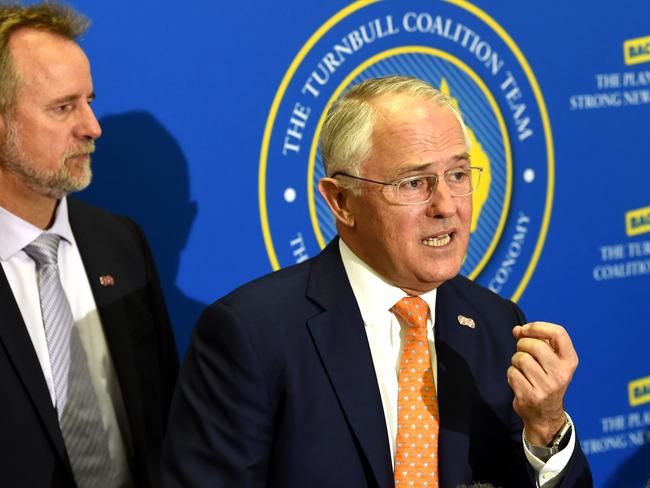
[0,122,95,199]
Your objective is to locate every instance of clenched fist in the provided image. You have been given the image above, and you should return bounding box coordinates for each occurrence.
[507,322,579,446]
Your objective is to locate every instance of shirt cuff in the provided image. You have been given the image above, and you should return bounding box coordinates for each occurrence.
[523,412,576,487]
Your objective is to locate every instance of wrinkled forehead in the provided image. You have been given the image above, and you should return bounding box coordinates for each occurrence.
[7,28,92,107]
[372,95,465,147]
[372,93,458,125]
[9,27,88,74]
[361,95,469,177]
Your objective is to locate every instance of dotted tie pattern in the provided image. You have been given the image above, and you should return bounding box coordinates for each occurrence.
[391,296,439,488]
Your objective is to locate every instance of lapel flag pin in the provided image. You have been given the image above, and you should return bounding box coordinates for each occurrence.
[99,275,115,287]
[457,314,476,329]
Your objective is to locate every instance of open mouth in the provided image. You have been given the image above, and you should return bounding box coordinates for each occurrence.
[422,233,453,247]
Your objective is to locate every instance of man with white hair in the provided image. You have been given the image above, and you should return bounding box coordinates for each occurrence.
[163,76,591,487]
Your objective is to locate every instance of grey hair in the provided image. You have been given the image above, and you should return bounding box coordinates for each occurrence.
[319,75,470,182]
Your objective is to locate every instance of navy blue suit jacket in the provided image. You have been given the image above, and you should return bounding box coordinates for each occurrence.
[162,239,591,487]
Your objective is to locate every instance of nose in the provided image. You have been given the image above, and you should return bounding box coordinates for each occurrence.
[426,178,457,219]
[74,102,102,140]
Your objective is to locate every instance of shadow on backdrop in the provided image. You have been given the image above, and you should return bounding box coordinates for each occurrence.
[79,111,204,357]
[603,441,650,488]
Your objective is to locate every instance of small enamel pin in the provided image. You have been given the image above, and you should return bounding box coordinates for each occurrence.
[99,275,115,287]
[457,314,476,329]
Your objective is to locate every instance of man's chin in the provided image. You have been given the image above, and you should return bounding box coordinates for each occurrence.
[50,162,92,196]
[420,265,463,289]
[26,172,92,199]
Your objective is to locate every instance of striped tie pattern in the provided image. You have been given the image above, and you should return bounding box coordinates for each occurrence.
[391,296,439,488]
[24,233,116,487]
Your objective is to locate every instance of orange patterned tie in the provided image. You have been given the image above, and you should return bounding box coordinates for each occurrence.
[391,296,439,488]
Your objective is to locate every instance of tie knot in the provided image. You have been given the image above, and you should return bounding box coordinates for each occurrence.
[391,296,429,328]
[23,233,61,266]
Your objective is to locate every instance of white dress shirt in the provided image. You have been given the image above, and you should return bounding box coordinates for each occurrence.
[0,198,133,487]
[338,239,573,487]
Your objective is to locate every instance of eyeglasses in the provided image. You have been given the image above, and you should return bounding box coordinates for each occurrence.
[332,166,483,205]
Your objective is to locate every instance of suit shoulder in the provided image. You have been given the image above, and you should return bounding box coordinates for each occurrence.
[68,197,146,244]
[68,197,138,230]
[216,260,313,312]
[193,259,319,356]
[67,197,157,282]
[448,275,509,302]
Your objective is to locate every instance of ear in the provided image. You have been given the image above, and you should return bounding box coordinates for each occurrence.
[318,177,356,228]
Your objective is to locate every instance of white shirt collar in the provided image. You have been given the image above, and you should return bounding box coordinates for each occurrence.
[338,238,437,325]
[0,197,74,261]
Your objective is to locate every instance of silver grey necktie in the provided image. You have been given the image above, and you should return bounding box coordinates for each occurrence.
[24,233,116,487]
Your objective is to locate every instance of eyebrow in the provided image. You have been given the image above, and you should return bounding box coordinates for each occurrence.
[396,152,472,176]
[451,152,471,164]
[48,91,96,106]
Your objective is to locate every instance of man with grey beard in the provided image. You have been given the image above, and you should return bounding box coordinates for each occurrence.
[0,3,178,487]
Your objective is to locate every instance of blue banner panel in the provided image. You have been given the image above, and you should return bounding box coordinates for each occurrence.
[66,0,650,485]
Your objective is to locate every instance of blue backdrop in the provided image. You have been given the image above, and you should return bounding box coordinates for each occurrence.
[61,0,650,485]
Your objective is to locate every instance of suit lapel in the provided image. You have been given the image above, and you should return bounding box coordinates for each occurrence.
[67,200,148,466]
[435,278,481,485]
[0,266,69,464]
[306,240,393,488]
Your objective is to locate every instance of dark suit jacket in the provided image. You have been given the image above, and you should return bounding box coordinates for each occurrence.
[0,198,179,487]
[162,239,591,487]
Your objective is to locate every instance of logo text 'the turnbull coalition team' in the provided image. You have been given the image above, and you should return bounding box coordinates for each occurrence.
[259,0,554,301]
